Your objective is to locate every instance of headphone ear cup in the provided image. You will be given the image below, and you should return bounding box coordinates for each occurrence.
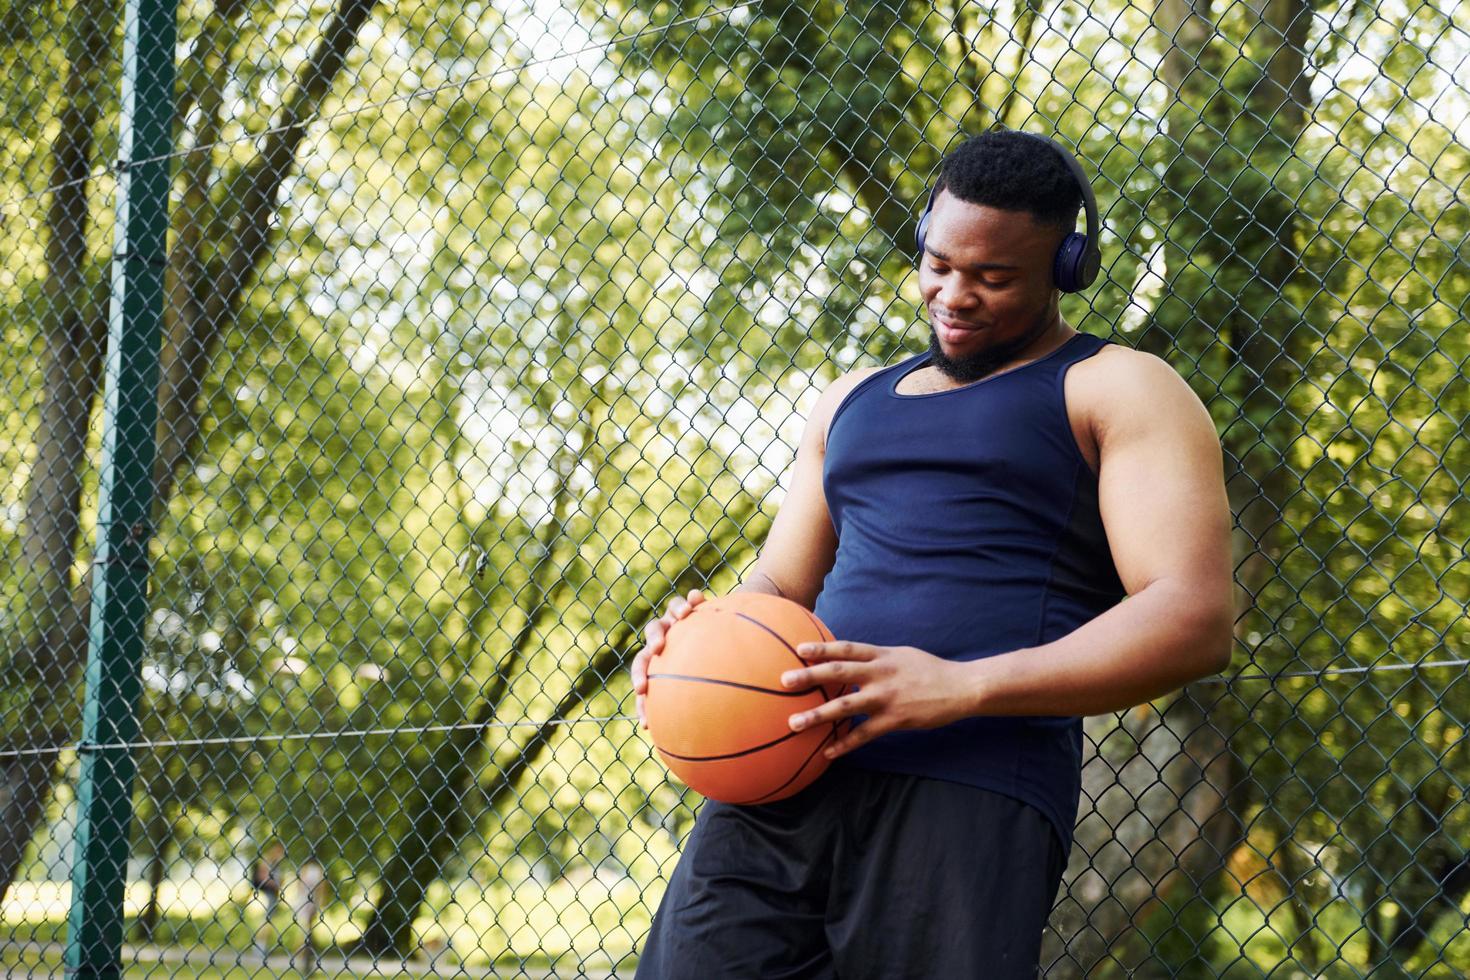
[1080,243,1101,289]
[915,180,940,257]
[1053,233,1089,293]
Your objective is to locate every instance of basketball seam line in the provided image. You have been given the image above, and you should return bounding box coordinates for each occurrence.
[800,607,830,643]
[656,725,813,762]
[646,673,821,697]
[732,611,833,704]
[735,727,840,805]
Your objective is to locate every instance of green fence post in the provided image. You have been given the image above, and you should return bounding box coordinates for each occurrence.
[62,0,176,972]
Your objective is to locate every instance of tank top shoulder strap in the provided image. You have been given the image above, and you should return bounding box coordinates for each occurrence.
[1050,331,1112,369]
[825,352,927,443]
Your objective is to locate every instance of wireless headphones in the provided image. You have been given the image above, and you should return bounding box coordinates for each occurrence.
[914,131,1102,293]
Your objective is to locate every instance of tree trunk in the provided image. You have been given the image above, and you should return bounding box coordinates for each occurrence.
[0,0,383,904]
[352,491,763,957]
[483,539,757,829]
[1043,2,1232,973]
[1363,869,1384,965]
[0,0,114,906]
[132,806,172,941]
[1273,831,1326,973]
[352,470,579,957]
[1044,0,1316,970]
[1043,692,1243,976]
[1377,776,1470,966]
[995,0,1044,129]
[0,738,69,902]
[1386,851,1470,961]
[154,0,381,502]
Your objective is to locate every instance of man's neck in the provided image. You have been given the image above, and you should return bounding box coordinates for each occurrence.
[929,314,1071,386]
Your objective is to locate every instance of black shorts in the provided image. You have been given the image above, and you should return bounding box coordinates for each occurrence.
[635,765,1068,980]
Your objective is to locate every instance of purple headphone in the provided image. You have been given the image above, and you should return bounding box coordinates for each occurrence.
[914,131,1101,294]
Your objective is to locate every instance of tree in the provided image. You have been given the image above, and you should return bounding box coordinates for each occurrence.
[1,0,385,902]
[0,0,117,898]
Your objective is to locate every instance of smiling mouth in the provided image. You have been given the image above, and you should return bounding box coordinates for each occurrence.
[934,313,987,330]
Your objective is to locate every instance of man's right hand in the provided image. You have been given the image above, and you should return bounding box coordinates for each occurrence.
[633,588,706,729]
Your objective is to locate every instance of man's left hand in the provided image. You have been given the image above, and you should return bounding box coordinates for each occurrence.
[781,641,975,760]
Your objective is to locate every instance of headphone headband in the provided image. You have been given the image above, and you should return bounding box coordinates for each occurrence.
[915,130,1101,293]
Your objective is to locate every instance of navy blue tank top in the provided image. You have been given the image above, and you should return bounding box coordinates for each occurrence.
[813,331,1125,855]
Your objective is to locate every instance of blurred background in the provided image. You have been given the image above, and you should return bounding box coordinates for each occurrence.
[0,0,1466,974]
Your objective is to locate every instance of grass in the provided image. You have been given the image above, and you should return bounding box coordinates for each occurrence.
[7,870,1469,976]
[1,943,635,979]
[0,945,501,978]
[2,872,647,977]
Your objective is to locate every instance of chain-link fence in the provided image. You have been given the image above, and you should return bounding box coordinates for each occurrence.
[1,0,1467,975]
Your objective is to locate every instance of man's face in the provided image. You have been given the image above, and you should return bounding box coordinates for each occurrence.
[917,189,1065,382]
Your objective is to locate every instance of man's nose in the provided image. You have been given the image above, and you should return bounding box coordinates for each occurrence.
[938,280,980,312]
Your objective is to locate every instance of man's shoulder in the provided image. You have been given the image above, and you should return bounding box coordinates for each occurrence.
[1071,341,1214,446]
[834,362,891,393]
[815,363,892,447]
[1071,341,1194,406]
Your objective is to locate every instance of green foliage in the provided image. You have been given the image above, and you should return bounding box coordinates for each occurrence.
[1,0,1466,971]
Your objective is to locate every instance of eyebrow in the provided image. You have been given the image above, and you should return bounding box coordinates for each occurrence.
[924,246,1020,272]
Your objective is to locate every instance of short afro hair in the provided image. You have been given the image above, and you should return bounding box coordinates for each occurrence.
[935,130,1083,233]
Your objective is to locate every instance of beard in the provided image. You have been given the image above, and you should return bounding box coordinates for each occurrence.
[926,301,1058,384]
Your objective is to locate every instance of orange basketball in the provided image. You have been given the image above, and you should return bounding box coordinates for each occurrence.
[644,592,841,804]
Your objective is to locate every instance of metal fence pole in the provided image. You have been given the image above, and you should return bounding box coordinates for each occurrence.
[62,0,176,973]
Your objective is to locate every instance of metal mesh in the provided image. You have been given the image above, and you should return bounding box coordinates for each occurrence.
[1,0,1467,975]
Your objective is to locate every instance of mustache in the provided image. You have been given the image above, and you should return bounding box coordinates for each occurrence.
[931,310,988,327]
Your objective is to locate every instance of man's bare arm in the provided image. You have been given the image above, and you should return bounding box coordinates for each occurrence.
[732,569,792,598]
[732,369,879,608]
[958,351,1235,717]
[632,368,875,725]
